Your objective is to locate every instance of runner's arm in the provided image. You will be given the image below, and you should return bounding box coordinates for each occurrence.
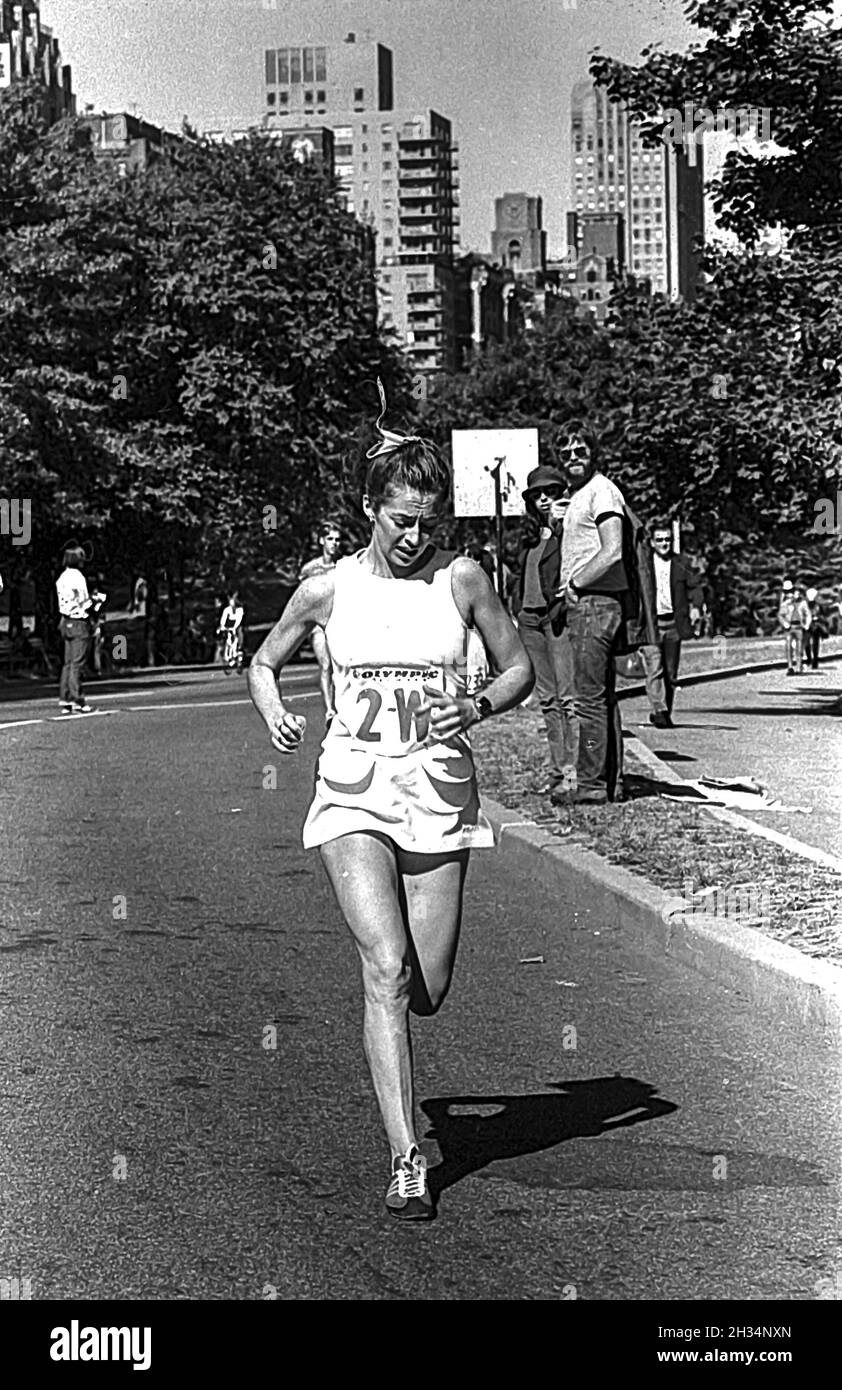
[423,557,532,734]
[248,572,334,734]
[459,559,533,716]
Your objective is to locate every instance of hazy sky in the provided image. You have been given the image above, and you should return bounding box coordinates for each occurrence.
[41,0,697,254]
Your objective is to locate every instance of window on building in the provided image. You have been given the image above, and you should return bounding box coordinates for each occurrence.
[303,48,314,82]
[304,91,314,105]
[362,162,369,172]
[277,49,289,84]
[382,160,392,170]
[383,237,393,247]
[279,92,288,105]
[265,50,276,85]
[354,87,364,103]
[362,124,368,132]
[382,141,392,151]
[266,92,276,105]
[361,143,368,152]
[290,50,301,84]
[317,90,326,104]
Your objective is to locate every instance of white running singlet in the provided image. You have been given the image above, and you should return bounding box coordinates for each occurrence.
[301,552,494,853]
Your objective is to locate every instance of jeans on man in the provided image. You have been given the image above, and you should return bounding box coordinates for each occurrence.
[785,629,804,673]
[518,607,578,790]
[59,617,90,704]
[642,615,682,715]
[803,628,820,669]
[567,593,624,800]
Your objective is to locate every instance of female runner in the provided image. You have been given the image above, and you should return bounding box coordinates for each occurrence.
[248,386,533,1219]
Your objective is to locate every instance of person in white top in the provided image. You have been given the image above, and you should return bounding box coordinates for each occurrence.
[216,591,244,670]
[248,381,533,1221]
[55,543,94,714]
[558,424,628,803]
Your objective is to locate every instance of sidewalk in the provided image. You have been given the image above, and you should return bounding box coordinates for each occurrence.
[621,657,842,860]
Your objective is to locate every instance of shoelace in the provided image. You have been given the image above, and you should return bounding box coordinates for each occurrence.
[390,1152,428,1199]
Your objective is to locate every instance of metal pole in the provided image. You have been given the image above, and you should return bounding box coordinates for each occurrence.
[492,456,505,601]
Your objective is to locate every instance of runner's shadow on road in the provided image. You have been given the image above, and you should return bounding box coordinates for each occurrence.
[421,1076,677,1198]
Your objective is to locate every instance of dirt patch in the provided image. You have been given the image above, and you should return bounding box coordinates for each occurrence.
[474,705,842,965]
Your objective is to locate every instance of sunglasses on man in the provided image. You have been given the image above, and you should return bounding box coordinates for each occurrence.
[558,443,590,460]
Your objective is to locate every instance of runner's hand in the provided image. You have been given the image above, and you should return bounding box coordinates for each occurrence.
[269,710,306,754]
[420,686,476,740]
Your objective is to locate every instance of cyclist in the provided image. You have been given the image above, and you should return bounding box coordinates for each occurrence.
[248,382,533,1220]
[218,591,244,669]
[299,521,344,718]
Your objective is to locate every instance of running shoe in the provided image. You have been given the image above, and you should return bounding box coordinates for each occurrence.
[73,702,94,714]
[385,1145,434,1220]
[59,702,73,715]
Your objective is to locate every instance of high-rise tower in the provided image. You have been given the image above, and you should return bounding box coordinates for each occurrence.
[255,32,460,372]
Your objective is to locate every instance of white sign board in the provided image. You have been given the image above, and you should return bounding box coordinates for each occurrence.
[451,429,539,518]
[0,43,12,88]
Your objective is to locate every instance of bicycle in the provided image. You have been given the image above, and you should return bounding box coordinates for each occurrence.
[220,628,243,674]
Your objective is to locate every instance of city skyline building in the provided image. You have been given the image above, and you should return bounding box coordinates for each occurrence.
[491,193,546,274]
[569,77,704,301]
[255,32,460,374]
[0,0,75,122]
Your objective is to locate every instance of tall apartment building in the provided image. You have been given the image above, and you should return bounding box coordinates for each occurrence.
[570,78,704,303]
[258,32,460,373]
[0,0,75,122]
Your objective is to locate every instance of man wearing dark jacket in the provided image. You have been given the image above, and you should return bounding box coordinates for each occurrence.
[641,522,694,728]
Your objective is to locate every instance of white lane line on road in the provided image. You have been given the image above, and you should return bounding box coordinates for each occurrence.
[0,689,320,732]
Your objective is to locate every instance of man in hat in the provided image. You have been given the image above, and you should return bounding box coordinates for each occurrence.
[778,580,811,675]
[513,464,577,803]
[55,541,94,713]
[557,424,629,803]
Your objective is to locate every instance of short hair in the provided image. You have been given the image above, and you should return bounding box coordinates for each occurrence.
[651,519,673,534]
[364,437,451,512]
[320,519,343,539]
[63,546,86,568]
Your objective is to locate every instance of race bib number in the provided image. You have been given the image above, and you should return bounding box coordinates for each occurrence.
[344,665,445,752]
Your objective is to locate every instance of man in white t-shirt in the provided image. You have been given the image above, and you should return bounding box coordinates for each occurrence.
[55,542,94,713]
[558,425,628,803]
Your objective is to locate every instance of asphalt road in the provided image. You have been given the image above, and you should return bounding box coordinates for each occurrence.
[0,672,839,1301]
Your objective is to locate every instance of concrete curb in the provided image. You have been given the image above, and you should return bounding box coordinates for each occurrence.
[483,796,842,1034]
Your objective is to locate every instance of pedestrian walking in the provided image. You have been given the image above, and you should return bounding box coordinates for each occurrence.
[641,521,694,728]
[513,465,578,803]
[299,520,344,718]
[778,580,810,674]
[248,381,533,1220]
[803,587,825,670]
[55,542,94,714]
[557,424,629,803]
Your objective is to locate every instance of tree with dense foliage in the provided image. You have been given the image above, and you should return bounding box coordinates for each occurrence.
[0,81,408,650]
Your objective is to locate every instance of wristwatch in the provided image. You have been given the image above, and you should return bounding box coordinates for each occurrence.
[472,694,493,722]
